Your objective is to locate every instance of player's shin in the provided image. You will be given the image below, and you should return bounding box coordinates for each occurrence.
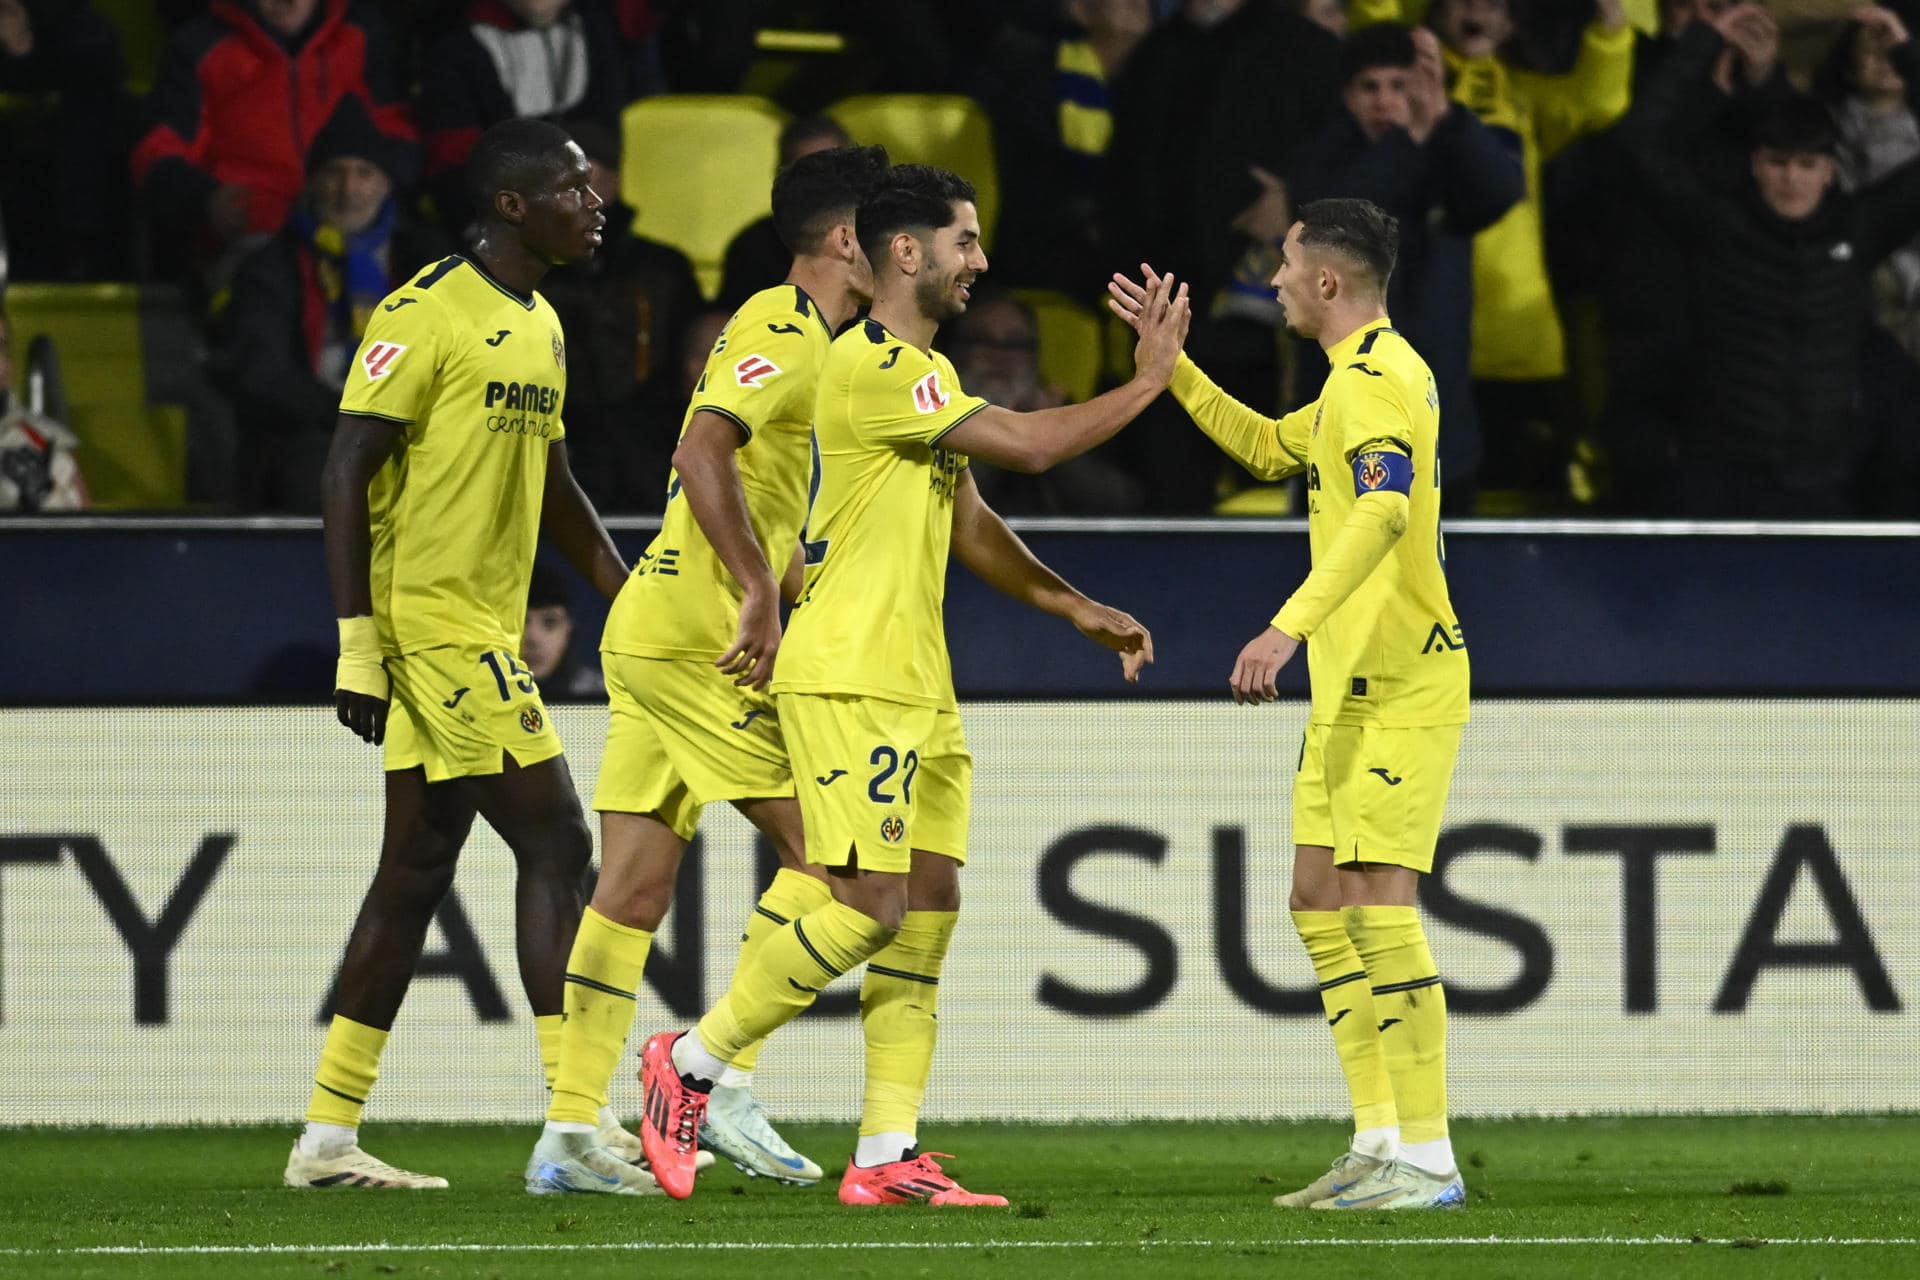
[1346,905,1452,1175]
[304,1015,389,1145]
[855,910,956,1167]
[1293,910,1398,1156]
[547,908,653,1128]
[723,868,833,1080]
[689,899,896,1080]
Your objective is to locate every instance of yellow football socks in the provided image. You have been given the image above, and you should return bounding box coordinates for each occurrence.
[1293,909,1397,1134]
[306,1015,389,1128]
[534,1013,564,1096]
[858,910,956,1138]
[1346,906,1449,1145]
[547,907,653,1126]
[726,869,833,1075]
[697,898,895,1065]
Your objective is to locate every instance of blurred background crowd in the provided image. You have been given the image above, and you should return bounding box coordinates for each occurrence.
[2,0,1918,520]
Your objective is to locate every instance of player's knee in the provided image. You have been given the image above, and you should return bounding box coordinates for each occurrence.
[374,846,459,914]
[591,873,673,932]
[1289,883,1340,913]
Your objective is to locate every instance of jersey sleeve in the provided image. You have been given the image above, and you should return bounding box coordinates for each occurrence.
[688,311,818,443]
[847,345,988,449]
[1331,363,1418,461]
[338,291,444,424]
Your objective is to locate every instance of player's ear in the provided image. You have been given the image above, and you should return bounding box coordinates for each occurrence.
[892,230,919,275]
[494,190,526,227]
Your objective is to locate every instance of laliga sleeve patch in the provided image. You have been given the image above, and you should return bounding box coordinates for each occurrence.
[361,342,407,380]
[912,370,949,414]
[735,354,781,386]
[1352,448,1413,496]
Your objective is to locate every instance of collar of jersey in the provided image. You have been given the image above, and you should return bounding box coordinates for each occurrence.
[457,254,538,311]
[1325,319,1393,362]
[789,283,834,337]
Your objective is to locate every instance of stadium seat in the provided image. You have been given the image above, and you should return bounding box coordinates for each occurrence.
[5,284,186,508]
[92,0,167,95]
[1011,289,1102,404]
[621,95,788,300]
[825,95,999,245]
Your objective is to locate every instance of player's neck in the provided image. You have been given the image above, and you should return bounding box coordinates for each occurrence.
[869,288,936,352]
[786,259,860,333]
[1315,305,1391,354]
[467,233,549,300]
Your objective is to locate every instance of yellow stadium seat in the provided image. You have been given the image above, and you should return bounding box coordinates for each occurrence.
[825,94,998,245]
[93,0,168,95]
[621,95,788,300]
[5,284,186,508]
[1011,289,1102,404]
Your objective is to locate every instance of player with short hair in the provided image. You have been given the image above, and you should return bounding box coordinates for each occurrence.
[525,143,893,1195]
[1111,197,1470,1210]
[285,118,642,1192]
[632,162,1190,1206]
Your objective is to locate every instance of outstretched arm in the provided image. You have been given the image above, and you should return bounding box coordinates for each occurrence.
[950,469,1153,683]
[938,269,1190,473]
[541,439,628,602]
[321,413,404,743]
[1109,267,1311,479]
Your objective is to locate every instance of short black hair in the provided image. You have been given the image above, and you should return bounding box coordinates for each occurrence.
[855,164,978,269]
[771,144,892,255]
[779,113,855,164]
[1295,197,1399,291]
[1750,92,1839,158]
[1342,22,1417,85]
[467,118,579,221]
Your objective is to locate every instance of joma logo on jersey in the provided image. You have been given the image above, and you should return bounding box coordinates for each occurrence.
[1423,622,1466,653]
[484,382,561,414]
[912,371,949,414]
[735,354,781,386]
[361,342,407,380]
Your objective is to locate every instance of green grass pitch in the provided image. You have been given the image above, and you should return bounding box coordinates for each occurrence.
[2,1117,1913,1279]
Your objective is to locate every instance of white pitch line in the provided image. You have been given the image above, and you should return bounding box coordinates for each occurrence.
[0,1237,1915,1257]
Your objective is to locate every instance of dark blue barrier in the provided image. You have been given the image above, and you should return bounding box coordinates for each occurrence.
[7,518,1918,701]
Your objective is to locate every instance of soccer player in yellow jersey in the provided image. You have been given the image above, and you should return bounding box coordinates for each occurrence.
[635,163,1190,1205]
[526,144,892,1194]
[283,120,643,1193]
[1114,198,1469,1211]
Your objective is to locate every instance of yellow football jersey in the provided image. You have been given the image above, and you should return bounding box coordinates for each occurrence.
[1299,322,1469,727]
[770,318,987,710]
[339,254,568,656]
[603,285,834,660]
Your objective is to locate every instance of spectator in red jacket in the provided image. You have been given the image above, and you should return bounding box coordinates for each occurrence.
[132,0,413,284]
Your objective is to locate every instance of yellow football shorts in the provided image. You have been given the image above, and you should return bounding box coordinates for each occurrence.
[779,692,970,874]
[1292,721,1463,873]
[385,644,564,782]
[592,654,792,840]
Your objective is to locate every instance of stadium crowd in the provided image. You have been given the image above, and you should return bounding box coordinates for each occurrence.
[1,0,1918,518]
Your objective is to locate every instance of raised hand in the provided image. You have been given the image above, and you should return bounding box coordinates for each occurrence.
[1069,598,1155,683]
[1712,2,1779,84]
[1408,27,1452,143]
[1854,3,1911,48]
[1110,264,1190,388]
